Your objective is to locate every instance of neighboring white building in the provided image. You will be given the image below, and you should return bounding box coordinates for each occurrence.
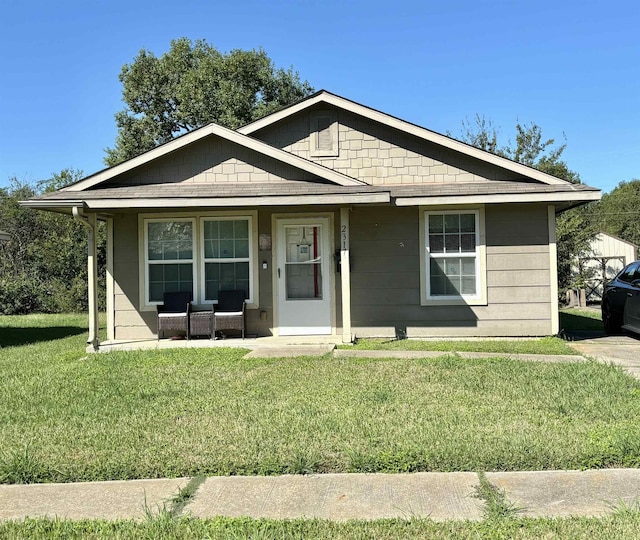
[579,232,638,301]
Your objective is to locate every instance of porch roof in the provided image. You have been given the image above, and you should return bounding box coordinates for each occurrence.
[23,179,599,212]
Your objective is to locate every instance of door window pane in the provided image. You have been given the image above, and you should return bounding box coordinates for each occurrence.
[285,225,323,300]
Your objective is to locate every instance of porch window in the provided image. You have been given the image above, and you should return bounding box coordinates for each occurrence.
[146,220,195,303]
[425,211,480,299]
[202,217,252,303]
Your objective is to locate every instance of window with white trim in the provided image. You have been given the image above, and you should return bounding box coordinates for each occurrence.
[201,217,252,303]
[146,219,195,303]
[425,211,480,299]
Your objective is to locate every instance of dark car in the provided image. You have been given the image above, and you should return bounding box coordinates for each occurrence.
[602,260,640,334]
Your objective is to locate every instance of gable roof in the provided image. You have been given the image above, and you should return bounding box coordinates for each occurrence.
[64,121,365,192]
[238,90,570,187]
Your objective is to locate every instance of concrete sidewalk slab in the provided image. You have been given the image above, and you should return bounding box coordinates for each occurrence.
[487,469,640,518]
[334,349,586,364]
[0,478,189,521]
[245,345,335,358]
[186,472,483,521]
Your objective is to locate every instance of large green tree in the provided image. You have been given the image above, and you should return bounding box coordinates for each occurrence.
[594,179,640,248]
[105,38,314,166]
[452,116,595,296]
[0,170,106,314]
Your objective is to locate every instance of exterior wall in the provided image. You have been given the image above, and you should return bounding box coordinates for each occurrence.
[349,203,553,337]
[106,137,316,187]
[253,106,522,186]
[111,207,342,340]
[111,203,553,340]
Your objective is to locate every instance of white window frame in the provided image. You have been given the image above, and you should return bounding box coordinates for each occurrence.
[419,206,487,306]
[143,217,197,307]
[200,215,255,305]
[139,211,259,311]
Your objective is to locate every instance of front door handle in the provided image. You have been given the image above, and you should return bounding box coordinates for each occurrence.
[628,292,633,297]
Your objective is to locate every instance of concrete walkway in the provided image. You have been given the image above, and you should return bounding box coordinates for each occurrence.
[2,469,640,522]
[566,334,640,378]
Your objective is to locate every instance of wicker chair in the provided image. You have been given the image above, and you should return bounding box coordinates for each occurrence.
[213,290,246,339]
[157,291,192,340]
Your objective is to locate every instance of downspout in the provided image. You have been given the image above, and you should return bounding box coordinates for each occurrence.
[73,206,99,351]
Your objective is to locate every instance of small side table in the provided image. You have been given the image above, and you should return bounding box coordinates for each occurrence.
[189,310,213,339]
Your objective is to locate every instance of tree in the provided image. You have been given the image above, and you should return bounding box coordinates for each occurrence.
[452,117,595,296]
[105,38,314,166]
[593,179,640,248]
[0,170,106,314]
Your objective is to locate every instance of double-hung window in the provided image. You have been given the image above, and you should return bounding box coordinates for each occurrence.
[424,210,483,302]
[145,219,195,304]
[142,213,256,309]
[201,217,253,304]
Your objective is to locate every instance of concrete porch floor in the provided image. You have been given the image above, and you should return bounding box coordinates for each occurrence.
[94,334,345,354]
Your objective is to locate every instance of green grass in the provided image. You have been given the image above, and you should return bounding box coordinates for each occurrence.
[341,336,577,355]
[2,314,640,484]
[2,514,640,539]
[560,307,605,332]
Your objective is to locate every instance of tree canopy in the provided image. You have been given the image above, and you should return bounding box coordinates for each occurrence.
[105,38,315,166]
[594,179,640,248]
[0,170,106,314]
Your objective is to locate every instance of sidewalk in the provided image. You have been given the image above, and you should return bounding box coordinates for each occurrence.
[2,469,640,522]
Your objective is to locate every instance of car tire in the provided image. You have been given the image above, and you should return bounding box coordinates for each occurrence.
[602,301,622,334]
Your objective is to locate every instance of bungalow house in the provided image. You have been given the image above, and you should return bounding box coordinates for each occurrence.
[24,91,600,350]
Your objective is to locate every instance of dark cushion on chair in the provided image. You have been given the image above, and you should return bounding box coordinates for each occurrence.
[216,290,245,312]
[159,291,192,313]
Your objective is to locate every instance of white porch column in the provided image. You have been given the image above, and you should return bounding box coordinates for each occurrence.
[73,207,99,351]
[340,207,352,343]
[548,205,559,335]
[106,217,114,341]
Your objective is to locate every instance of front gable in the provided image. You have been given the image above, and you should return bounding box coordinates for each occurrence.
[240,91,569,188]
[101,135,321,188]
[248,104,529,186]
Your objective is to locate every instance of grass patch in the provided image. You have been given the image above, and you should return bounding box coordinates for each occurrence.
[2,314,640,483]
[560,308,604,332]
[3,515,640,539]
[475,472,521,520]
[341,336,577,355]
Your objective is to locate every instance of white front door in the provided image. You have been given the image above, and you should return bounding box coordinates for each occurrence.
[276,217,332,335]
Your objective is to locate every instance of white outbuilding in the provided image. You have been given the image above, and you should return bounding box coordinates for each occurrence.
[579,232,638,301]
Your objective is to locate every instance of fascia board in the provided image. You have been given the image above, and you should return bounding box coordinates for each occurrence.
[394,191,601,206]
[35,192,390,210]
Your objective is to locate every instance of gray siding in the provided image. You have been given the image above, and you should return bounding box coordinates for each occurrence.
[105,137,316,188]
[253,106,525,186]
[349,204,552,337]
[111,204,553,340]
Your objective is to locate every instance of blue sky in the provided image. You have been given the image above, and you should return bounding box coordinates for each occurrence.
[1,0,638,193]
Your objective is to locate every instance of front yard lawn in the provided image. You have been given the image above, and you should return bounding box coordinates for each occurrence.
[341,336,577,355]
[1,314,640,484]
[3,514,640,539]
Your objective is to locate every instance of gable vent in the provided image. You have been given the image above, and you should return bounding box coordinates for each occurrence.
[316,117,332,150]
[310,110,339,157]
